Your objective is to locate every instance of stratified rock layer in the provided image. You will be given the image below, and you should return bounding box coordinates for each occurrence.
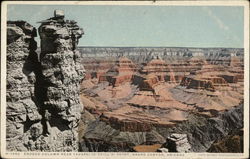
[101,57,136,87]
[6,11,85,152]
[6,21,41,151]
[161,133,191,152]
[78,47,244,152]
[36,13,84,151]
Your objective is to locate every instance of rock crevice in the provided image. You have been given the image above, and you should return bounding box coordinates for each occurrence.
[6,10,85,151]
[7,21,41,151]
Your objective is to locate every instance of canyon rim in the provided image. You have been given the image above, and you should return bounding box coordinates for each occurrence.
[1,1,249,159]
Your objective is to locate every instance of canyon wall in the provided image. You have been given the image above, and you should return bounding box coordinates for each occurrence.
[79,104,243,152]
[79,47,243,59]
[80,47,243,85]
[79,47,244,152]
[157,104,243,152]
[6,11,85,151]
[7,21,41,151]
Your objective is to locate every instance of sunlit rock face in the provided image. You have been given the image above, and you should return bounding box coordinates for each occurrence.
[78,47,244,152]
[161,133,191,152]
[6,21,41,151]
[99,57,137,87]
[6,10,85,152]
[36,10,85,151]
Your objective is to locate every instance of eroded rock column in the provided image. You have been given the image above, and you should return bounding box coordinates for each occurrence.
[6,21,41,151]
[36,10,85,151]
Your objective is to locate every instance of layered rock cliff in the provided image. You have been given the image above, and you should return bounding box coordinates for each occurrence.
[35,11,84,151]
[156,104,243,152]
[6,11,84,151]
[78,104,243,152]
[78,47,244,152]
[101,57,136,87]
[7,21,41,151]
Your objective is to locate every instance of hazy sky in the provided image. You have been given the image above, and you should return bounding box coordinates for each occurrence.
[7,5,244,48]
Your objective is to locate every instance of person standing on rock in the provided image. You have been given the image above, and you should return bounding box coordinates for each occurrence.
[44,109,51,136]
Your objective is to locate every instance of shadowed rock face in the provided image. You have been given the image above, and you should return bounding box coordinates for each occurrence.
[6,11,85,151]
[207,129,243,153]
[180,77,215,92]
[36,12,84,151]
[7,21,40,151]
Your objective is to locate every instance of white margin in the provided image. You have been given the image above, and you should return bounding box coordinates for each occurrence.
[1,1,249,159]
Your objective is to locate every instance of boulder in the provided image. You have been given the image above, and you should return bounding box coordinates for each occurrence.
[162,133,191,152]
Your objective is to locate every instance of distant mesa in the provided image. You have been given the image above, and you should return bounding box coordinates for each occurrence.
[98,56,137,87]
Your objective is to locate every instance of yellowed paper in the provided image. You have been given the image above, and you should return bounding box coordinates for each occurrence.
[1,1,249,159]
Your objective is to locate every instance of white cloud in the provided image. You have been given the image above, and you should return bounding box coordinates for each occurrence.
[203,7,229,31]
[202,7,242,46]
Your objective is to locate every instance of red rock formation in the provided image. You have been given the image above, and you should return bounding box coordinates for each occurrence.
[142,58,169,74]
[134,74,159,91]
[218,75,238,83]
[141,58,176,83]
[195,64,226,75]
[228,56,244,82]
[140,57,206,84]
[80,94,108,115]
[229,56,242,67]
[180,77,215,92]
[82,59,115,81]
[96,82,190,132]
[179,60,243,91]
[102,57,136,87]
[202,77,228,87]
[100,105,177,132]
[164,56,207,83]
[78,50,244,146]
[199,55,244,84]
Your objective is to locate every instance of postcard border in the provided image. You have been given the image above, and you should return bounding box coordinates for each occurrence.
[1,1,249,159]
